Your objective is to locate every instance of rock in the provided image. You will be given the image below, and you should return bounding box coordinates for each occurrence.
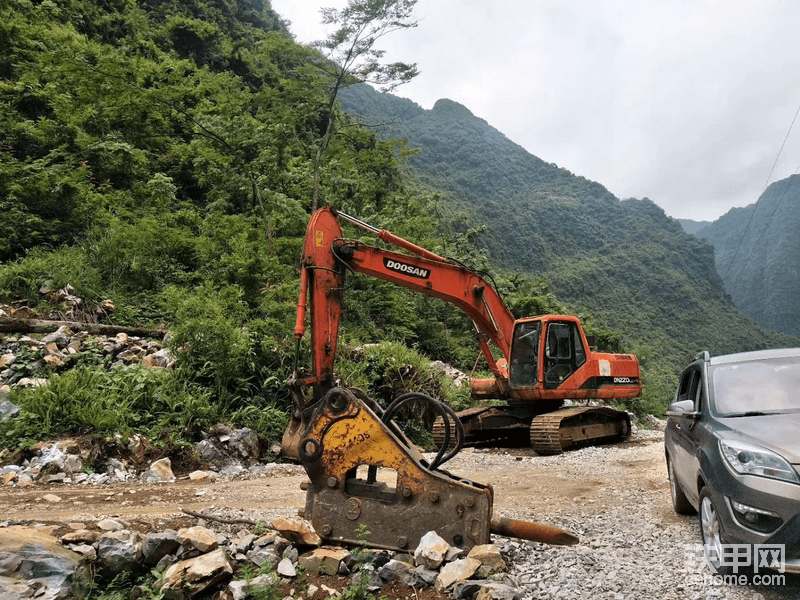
[97,519,124,532]
[97,530,142,573]
[142,349,173,369]
[44,354,65,367]
[219,464,245,479]
[414,531,451,569]
[161,548,233,598]
[453,581,485,600]
[61,530,99,545]
[62,455,82,473]
[0,400,17,422]
[196,440,228,466]
[467,544,506,576]
[0,355,15,368]
[16,377,48,387]
[320,583,341,597]
[127,435,146,464]
[246,546,280,568]
[282,546,299,564]
[0,527,86,600]
[177,527,219,553]
[42,327,71,347]
[642,414,667,432]
[141,354,162,369]
[188,470,217,481]
[38,445,66,470]
[429,360,469,388]
[298,548,349,575]
[44,343,61,356]
[66,544,97,561]
[378,559,418,586]
[276,557,297,577]
[435,557,482,591]
[42,494,62,503]
[142,457,175,483]
[232,533,256,555]
[414,565,439,586]
[228,428,259,460]
[97,299,115,313]
[143,530,181,566]
[271,517,321,547]
[475,582,523,600]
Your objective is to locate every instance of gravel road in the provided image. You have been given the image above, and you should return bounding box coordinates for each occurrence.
[440,434,800,600]
[3,431,798,600]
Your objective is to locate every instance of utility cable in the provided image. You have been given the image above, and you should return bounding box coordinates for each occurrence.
[721,103,800,296]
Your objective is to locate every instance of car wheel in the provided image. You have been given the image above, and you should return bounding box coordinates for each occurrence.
[699,487,732,575]
[668,457,696,515]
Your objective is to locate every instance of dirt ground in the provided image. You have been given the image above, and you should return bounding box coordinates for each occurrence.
[1,439,671,599]
[0,439,669,527]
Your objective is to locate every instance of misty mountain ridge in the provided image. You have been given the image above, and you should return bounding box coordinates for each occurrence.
[339,84,798,374]
[677,219,712,235]
[694,176,800,338]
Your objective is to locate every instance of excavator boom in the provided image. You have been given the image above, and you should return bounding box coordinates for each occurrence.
[283,206,641,551]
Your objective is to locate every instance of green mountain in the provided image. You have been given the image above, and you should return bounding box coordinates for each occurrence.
[1,0,796,452]
[339,84,799,393]
[677,219,712,235]
[695,176,800,338]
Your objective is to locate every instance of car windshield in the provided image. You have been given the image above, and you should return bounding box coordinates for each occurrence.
[711,356,800,416]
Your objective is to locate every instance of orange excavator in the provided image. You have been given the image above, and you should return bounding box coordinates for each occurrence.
[282,206,641,552]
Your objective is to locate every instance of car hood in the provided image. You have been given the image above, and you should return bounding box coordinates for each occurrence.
[718,412,800,464]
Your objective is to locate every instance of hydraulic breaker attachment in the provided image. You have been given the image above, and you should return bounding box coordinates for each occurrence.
[295,388,492,552]
[292,387,578,552]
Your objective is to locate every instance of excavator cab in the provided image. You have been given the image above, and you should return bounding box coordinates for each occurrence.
[508,318,589,390]
[543,321,587,389]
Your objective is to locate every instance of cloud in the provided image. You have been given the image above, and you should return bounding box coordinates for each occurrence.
[271,0,800,221]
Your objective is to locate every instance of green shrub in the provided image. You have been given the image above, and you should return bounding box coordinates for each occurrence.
[162,283,254,398]
[0,246,103,305]
[0,366,217,449]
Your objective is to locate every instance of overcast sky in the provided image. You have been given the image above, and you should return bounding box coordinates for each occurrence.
[270,0,800,222]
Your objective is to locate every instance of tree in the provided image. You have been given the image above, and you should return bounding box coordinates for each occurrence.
[310,0,419,211]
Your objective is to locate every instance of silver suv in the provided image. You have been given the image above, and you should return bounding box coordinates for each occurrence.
[664,348,800,574]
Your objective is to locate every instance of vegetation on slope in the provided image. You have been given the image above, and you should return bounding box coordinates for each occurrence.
[695,175,800,338]
[1,0,615,451]
[339,83,800,407]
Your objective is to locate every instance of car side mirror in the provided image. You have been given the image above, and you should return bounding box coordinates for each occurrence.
[666,399,699,419]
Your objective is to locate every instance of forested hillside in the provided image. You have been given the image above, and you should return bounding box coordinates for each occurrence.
[0,0,495,448]
[2,0,795,457]
[339,83,799,396]
[677,219,712,235]
[3,0,621,451]
[696,176,800,338]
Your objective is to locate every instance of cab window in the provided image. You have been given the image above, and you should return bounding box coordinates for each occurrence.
[509,322,540,386]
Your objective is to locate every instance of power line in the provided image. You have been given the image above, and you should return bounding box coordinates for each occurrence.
[721,104,800,292]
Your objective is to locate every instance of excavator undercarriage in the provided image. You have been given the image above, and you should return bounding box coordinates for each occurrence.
[433,404,632,455]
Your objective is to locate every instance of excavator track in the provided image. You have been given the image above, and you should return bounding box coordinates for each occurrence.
[432,406,490,449]
[530,406,631,455]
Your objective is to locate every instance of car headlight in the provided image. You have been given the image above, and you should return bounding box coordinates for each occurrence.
[719,438,800,484]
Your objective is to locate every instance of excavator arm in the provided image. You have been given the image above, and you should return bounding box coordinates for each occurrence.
[291,206,516,399]
[282,206,579,552]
